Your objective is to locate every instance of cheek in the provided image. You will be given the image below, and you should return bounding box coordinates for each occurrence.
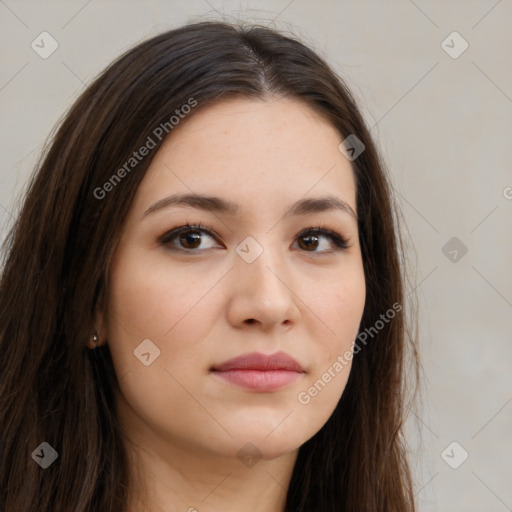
[309,262,366,355]
[294,263,365,426]
[108,249,211,337]
[105,252,223,439]
[106,250,224,380]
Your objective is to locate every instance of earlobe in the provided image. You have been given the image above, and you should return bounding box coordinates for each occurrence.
[91,303,108,348]
[87,331,101,349]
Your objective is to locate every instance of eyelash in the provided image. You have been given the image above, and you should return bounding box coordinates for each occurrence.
[158,222,350,254]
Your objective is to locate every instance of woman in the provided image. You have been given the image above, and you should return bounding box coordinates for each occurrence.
[0,20,418,511]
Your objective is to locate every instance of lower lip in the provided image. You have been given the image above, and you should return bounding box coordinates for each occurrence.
[211,369,303,391]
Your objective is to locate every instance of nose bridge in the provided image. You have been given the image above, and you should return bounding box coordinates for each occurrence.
[229,233,300,325]
[235,233,288,293]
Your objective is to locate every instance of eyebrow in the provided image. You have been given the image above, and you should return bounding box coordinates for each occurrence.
[142,193,357,221]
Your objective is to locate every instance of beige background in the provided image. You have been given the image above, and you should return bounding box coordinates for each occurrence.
[1,1,511,510]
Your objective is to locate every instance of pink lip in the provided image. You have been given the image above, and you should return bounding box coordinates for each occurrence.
[210,351,305,392]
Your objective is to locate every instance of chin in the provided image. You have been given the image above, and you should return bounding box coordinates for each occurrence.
[227,428,304,459]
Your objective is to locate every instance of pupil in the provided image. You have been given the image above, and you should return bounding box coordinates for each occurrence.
[180,232,201,249]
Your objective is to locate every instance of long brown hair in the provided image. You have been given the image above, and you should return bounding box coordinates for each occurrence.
[0,20,418,511]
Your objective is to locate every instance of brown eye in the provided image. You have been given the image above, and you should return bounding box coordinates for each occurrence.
[294,228,350,253]
[160,224,221,252]
[297,234,320,251]
[177,231,202,250]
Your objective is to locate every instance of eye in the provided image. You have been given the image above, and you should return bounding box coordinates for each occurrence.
[159,223,221,252]
[294,227,350,253]
[159,223,351,254]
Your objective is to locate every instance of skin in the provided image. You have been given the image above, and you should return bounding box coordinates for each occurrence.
[95,96,366,512]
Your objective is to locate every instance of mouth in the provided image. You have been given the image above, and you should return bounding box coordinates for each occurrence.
[210,351,305,392]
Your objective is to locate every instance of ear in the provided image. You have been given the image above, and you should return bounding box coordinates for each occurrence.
[93,297,108,346]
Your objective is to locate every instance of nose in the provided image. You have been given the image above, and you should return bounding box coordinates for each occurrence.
[225,242,301,332]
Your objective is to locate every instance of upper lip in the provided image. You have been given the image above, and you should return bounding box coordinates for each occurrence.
[211,351,304,372]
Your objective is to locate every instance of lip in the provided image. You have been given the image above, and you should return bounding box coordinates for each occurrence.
[210,351,305,392]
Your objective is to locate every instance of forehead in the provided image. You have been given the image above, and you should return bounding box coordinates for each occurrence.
[130,97,357,219]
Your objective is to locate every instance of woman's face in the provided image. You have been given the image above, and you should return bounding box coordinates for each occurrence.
[98,97,366,463]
